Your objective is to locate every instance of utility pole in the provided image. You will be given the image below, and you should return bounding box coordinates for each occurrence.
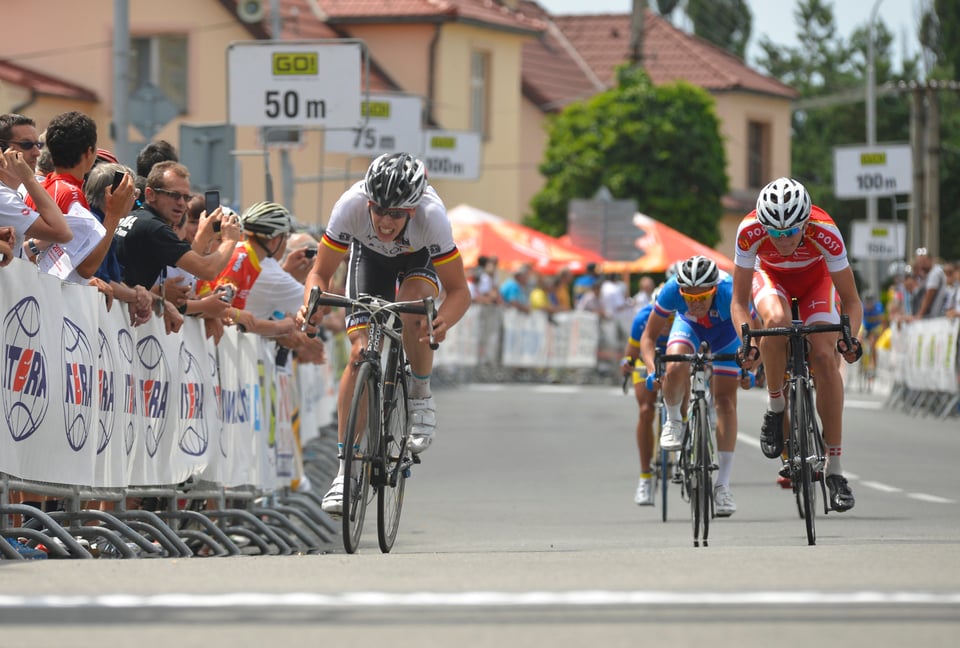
[865,0,883,295]
[909,87,925,256]
[629,0,646,67]
[112,0,129,165]
[924,84,940,257]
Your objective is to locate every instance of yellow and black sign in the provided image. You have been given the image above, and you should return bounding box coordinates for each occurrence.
[272,52,318,76]
[430,136,456,149]
[361,101,391,118]
[859,152,887,166]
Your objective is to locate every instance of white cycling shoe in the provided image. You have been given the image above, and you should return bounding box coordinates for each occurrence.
[408,396,436,454]
[321,476,344,515]
[634,477,654,506]
[660,420,683,451]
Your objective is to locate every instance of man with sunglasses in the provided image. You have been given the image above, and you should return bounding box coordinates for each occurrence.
[298,152,471,515]
[0,113,44,172]
[639,255,745,517]
[115,161,242,329]
[731,177,863,513]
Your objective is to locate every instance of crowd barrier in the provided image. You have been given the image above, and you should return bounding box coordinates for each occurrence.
[877,316,960,419]
[5,255,952,559]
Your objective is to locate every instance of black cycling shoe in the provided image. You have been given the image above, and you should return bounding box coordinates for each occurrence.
[760,410,785,458]
[826,474,856,512]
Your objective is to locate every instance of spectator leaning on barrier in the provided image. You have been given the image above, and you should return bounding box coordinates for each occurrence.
[25,111,136,292]
[83,162,154,325]
[0,145,70,257]
[912,247,948,319]
[134,139,178,205]
[0,113,43,176]
[114,160,241,333]
[572,262,600,302]
[500,263,532,313]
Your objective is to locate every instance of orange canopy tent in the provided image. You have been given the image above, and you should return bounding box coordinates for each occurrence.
[587,212,736,274]
[448,204,605,275]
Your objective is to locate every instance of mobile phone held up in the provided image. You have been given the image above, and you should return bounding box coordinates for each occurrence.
[111,170,124,192]
[304,247,317,259]
[206,190,221,231]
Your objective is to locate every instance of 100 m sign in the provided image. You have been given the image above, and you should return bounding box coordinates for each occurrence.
[264,90,326,120]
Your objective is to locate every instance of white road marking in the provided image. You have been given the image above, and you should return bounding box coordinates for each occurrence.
[860,481,904,493]
[908,493,956,504]
[0,590,958,609]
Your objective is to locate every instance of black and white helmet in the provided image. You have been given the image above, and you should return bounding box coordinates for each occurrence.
[364,153,427,209]
[240,201,292,238]
[756,177,811,229]
[676,255,720,288]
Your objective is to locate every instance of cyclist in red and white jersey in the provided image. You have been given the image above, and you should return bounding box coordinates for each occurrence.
[731,177,862,512]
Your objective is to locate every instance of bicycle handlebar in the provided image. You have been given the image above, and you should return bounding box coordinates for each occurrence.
[302,288,439,349]
[740,313,856,361]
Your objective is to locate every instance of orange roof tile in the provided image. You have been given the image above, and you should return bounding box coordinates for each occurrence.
[0,60,98,103]
[317,0,545,34]
[551,10,797,99]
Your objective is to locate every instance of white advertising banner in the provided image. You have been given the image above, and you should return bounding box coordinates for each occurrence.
[902,318,959,393]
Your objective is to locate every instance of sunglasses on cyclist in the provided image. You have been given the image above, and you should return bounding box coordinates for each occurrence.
[1,139,44,151]
[679,286,717,303]
[766,225,803,239]
[370,203,413,220]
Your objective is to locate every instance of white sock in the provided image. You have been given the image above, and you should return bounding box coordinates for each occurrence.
[409,371,431,399]
[665,403,682,423]
[717,451,734,488]
[825,445,843,476]
[767,389,785,413]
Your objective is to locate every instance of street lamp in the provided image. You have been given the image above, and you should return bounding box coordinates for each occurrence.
[865,0,883,294]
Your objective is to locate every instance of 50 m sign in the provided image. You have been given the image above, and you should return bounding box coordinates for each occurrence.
[228,41,364,128]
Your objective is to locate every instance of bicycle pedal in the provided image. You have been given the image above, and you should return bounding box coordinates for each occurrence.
[412,454,421,465]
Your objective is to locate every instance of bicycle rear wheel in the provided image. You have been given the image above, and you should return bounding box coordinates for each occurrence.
[378,373,409,553]
[793,380,817,545]
[342,363,378,554]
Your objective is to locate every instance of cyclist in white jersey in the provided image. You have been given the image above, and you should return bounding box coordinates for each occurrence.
[298,153,471,515]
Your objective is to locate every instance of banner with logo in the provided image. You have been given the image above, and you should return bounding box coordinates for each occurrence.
[93,297,128,487]
[902,317,959,393]
[1,262,91,484]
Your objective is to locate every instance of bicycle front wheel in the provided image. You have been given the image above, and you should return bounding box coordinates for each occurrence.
[695,398,712,546]
[794,380,817,545]
[342,363,378,554]
[378,372,409,553]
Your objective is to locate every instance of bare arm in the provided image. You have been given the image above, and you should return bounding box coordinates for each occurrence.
[75,174,137,279]
[0,150,72,244]
[431,256,472,343]
[175,214,242,280]
[731,265,755,339]
[639,311,668,375]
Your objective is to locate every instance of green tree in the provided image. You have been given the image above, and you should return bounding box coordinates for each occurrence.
[686,0,752,60]
[754,0,914,255]
[527,66,727,246]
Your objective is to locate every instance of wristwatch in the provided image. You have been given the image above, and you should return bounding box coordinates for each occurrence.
[27,238,40,257]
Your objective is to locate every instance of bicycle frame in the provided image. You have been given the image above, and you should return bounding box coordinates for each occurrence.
[657,342,739,547]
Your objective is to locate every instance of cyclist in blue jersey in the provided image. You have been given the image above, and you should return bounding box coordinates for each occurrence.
[860,290,886,377]
[639,256,744,517]
[620,302,672,506]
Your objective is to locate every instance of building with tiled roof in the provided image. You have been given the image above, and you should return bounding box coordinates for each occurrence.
[1,0,796,256]
[520,8,798,248]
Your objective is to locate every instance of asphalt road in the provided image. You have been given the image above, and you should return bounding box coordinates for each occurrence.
[1,378,958,647]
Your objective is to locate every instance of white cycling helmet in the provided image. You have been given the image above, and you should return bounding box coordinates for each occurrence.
[756,177,811,229]
[240,201,292,238]
[364,153,427,209]
[676,255,720,288]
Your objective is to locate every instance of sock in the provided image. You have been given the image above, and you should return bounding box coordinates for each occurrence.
[640,472,652,480]
[336,444,346,478]
[408,371,431,399]
[767,389,785,413]
[825,445,843,476]
[666,403,682,423]
[717,451,734,488]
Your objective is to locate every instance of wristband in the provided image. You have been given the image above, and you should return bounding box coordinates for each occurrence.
[27,239,40,257]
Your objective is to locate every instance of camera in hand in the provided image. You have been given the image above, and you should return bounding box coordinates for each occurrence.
[304,247,317,259]
[218,284,236,304]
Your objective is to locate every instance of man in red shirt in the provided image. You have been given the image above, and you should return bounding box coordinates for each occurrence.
[731,177,863,512]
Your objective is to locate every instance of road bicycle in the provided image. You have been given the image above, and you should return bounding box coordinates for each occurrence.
[740,301,855,546]
[305,287,438,554]
[655,342,739,547]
